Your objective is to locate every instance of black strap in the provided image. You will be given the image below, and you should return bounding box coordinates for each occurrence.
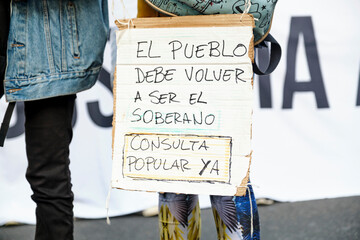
[0,101,15,147]
[253,33,282,76]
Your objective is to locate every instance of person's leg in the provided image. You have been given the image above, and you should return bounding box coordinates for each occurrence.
[159,193,201,239]
[211,185,260,240]
[24,95,76,240]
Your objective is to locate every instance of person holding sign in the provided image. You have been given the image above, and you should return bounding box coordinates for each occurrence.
[133,0,281,239]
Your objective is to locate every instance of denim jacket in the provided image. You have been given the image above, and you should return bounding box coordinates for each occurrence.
[4,0,109,102]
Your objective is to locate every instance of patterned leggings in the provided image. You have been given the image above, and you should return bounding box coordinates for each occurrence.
[158,185,260,240]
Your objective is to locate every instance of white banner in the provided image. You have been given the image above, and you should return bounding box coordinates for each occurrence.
[1,0,359,225]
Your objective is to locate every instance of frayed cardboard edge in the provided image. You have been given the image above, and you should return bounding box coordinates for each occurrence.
[235,151,253,196]
[111,66,118,188]
[235,33,254,197]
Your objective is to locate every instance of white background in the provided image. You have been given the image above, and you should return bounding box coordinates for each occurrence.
[1,0,359,225]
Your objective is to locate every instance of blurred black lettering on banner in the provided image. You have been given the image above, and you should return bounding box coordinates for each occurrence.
[282,16,329,109]
[72,103,77,128]
[87,68,113,127]
[7,102,25,138]
[357,67,360,106]
[256,47,272,108]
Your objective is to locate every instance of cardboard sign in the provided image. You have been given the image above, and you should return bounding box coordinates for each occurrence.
[112,14,254,196]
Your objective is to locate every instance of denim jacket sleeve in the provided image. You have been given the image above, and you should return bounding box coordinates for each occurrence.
[4,0,109,102]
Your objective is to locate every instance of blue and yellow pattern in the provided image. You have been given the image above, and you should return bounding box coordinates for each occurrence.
[158,185,259,240]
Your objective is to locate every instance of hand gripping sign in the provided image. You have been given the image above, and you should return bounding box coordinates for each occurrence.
[112,14,255,196]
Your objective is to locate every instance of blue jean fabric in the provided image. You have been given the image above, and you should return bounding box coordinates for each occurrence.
[4,0,109,102]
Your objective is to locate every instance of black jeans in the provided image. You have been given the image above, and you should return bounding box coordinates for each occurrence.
[24,95,76,240]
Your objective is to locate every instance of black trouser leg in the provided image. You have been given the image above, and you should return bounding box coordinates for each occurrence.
[24,95,76,240]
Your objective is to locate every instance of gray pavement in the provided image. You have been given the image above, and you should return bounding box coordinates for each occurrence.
[1,196,359,240]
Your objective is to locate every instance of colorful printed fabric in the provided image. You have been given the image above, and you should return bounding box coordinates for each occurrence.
[159,194,201,240]
[158,185,259,240]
